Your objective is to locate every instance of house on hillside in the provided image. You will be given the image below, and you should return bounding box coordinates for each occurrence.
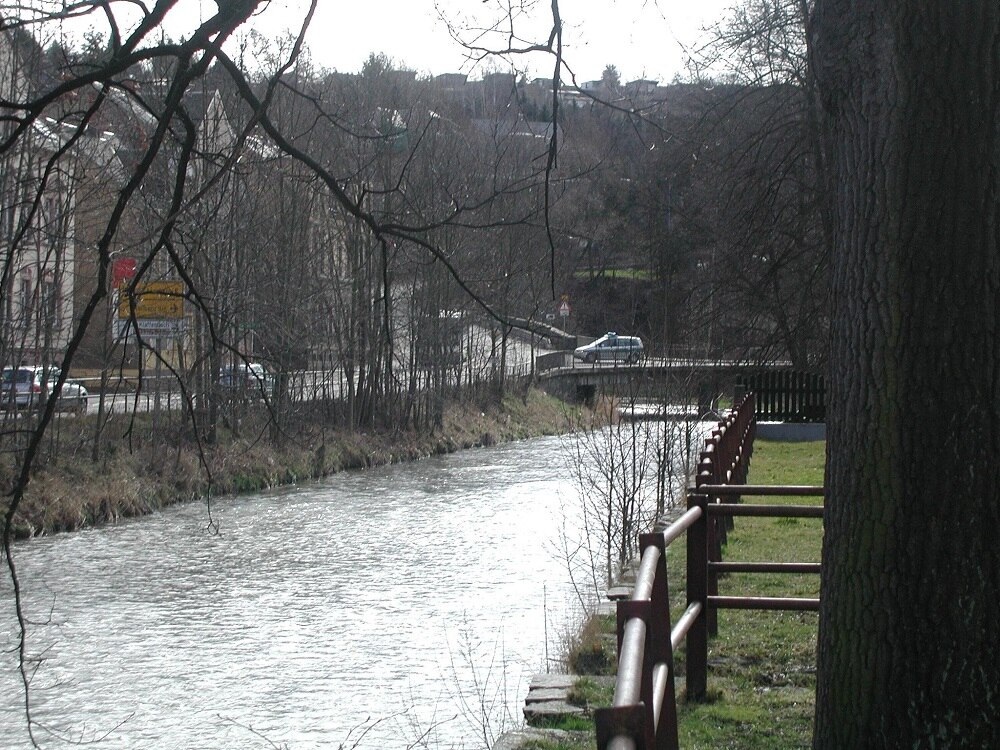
[625,79,659,99]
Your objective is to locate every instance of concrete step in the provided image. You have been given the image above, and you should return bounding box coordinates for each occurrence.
[522,673,586,725]
[528,673,577,690]
[607,584,632,600]
[525,687,572,704]
[523,700,585,720]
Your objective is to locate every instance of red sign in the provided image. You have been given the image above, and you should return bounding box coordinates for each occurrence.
[112,258,136,288]
[558,300,571,317]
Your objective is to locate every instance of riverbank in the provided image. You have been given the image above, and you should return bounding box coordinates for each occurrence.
[3,387,599,539]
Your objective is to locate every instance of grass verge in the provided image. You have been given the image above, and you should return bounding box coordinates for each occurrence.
[674,437,823,748]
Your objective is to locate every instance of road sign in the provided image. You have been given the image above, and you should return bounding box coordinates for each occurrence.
[136,319,187,337]
[114,279,187,342]
[114,317,188,342]
[558,299,571,318]
[112,257,136,288]
[118,280,185,320]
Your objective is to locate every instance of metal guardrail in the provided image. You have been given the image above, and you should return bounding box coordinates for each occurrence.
[66,363,538,405]
[594,395,825,750]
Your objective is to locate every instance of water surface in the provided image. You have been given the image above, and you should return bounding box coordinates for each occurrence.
[1,435,590,749]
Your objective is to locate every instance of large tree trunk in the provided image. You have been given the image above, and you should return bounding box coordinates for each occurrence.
[811,3,1000,746]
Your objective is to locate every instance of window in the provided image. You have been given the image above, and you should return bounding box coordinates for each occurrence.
[40,279,58,330]
[20,277,33,329]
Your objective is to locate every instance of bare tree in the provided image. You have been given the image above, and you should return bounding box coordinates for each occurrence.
[686,0,829,369]
[562,377,699,601]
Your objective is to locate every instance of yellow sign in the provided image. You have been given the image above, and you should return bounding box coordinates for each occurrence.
[118,281,185,320]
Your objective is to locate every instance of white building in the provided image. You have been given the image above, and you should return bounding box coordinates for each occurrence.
[1,31,79,364]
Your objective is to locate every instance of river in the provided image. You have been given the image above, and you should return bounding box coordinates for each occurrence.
[1,425,695,749]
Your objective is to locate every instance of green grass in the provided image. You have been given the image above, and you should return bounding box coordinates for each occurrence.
[527,715,596,733]
[567,676,615,709]
[745,439,826,486]
[541,438,825,750]
[674,439,824,748]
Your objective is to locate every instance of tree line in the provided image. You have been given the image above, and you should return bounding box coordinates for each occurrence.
[1,2,830,451]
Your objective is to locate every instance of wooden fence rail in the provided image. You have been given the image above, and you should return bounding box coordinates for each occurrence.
[594,394,825,749]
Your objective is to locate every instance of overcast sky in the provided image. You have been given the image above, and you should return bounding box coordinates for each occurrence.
[152,0,734,84]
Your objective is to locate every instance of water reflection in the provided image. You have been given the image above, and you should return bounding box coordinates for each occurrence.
[2,435,589,749]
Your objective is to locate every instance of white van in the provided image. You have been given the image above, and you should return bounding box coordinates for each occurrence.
[573,332,644,364]
[218,361,274,397]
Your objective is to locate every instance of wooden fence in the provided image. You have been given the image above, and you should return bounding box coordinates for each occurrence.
[593,394,825,749]
[737,370,825,422]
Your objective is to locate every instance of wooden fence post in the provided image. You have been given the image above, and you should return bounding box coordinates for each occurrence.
[696,447,721,637]
[686,491,708,700]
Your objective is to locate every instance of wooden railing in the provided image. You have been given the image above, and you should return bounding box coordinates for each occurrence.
[684,484,823,704]
[594,394,824,750]
[737,370,825,422]
[694,392,757,637]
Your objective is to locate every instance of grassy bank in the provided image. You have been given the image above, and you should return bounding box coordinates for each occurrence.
[674,439,823,749]
[526,438,825,749]
[3,387,594,539]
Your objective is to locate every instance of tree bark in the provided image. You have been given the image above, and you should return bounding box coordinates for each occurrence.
[811,2,1000,746]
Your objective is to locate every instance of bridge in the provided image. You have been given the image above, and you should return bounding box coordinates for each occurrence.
[537,352,761,406]
[535,352,825,421]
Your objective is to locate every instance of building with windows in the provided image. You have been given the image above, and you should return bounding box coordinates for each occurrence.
[1,31,81,366]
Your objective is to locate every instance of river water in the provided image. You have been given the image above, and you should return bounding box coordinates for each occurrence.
[1,434,609,750]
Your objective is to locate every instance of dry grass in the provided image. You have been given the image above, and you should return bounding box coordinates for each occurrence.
[2,387,595,538]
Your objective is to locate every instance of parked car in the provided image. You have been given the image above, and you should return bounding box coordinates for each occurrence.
[218,361,273,398]
[573,332,644,364]
[1,366,89,413]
